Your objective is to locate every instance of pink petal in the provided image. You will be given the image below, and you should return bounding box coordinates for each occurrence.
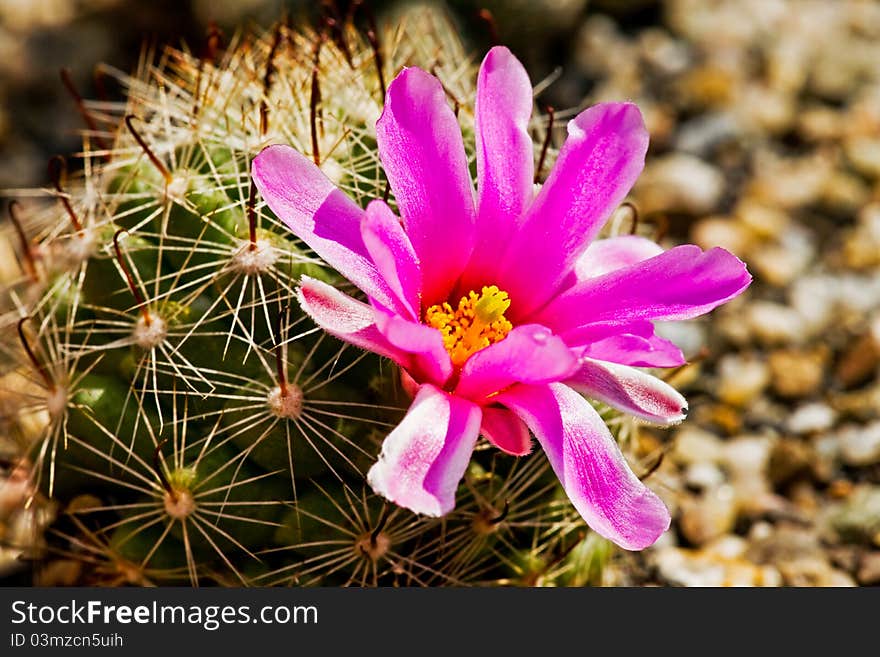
[367,385,482,516]
[558,320,654,347]
[535,245,752,334]
[578,332,686,368]
[455,324,578,403]
[252,144,394,309]
[496,383,670,550]
[481,406,532,456]
[462,46,534,289]
[376,67,476,305]
[499,103,649,319]
[567,357,687,425]
[575,235,664,280]
[361,199,422,319]
[297,276,404,362]
[374,311,452,387]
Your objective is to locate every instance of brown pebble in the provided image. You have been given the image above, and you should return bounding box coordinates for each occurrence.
[691,216,754,256]
[679,486,738,547]
[828,546,861,573]
[696,403,743,435]
[829,480,854,499]
[778,558,856,587]
[769,347,828,399]
[857,552,880,585]
[767,439,814,488]
[830,386,880,420]
[834,332,880,389]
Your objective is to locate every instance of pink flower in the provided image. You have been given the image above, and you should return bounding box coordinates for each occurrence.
[252,47,750,550]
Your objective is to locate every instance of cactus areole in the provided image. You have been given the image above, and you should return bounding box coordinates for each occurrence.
[253,46,751,551]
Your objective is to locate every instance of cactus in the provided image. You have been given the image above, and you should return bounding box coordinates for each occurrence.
[0,4,666,587]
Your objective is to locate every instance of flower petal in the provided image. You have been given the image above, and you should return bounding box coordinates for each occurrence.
[367,385,482,516]
[361,199,421,319]
[567,357,687,425]
[374,311,453,387]
[455,324,578,402]
[253,144,394,308]
[578,332,686,368]
[575,235,664,280]
[495,383,670,550]
[535,245,752,333]
[480,406,532,456]
[558,319,653,347]
[296,276,404,362]
[499,103,649,319]
[376,67,476,304]
[462,46,534,288]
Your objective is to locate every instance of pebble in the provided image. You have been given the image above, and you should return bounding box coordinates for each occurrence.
[811,434,840,482]
[723,436,772,478]
[747,150,832,209]
[827,545,862,573]
[574,16,631,76]
[788,276,837,334]
[845,135,880,179]
[735,198,790,239]
[768,347,827,398]
[801,274,880,317]
[675,113,740,155]
[654,546,782,587]
[676,65,737,109]
[691,216,753,255]
[706,535,749,559]
[828,486,880,546]
[635,153,725,214]
[786,403,836,435]
[673,427,724,465]
[680,486,738,546]
[767,438,814,488]
[638,28,691,75]
[737,83,795,134]
[809,44,875,102]
[829,385,880,421]
[715,305,754,346]
[788,480,821,515]
[842,204,880,269]
[797,105,842,141]
[834,332,880,389]
[742,396,788,428]
[722,436,774,508]
[746,301,807,345]
[837,421,880,467]
[821,170,871,213]
[697,403,742,435]
[716,353,770,406]
[654,321,707,360]
[746,525,824,562]
[748,231,814,287]
[856,552,880,585]
[777,558,857,586]
[684,462,727,491]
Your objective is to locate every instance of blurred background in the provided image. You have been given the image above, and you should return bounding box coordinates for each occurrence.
[2,0,880,585]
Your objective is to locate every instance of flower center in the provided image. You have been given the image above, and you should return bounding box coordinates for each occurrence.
[425,285,513,367]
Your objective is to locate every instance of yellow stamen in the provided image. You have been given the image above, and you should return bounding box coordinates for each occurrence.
[425,285,513,367]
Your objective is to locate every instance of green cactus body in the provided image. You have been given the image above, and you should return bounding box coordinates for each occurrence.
[0,6,647,587]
